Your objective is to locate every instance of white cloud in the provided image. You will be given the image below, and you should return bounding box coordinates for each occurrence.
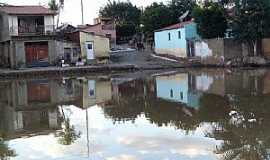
[107,154,138,160]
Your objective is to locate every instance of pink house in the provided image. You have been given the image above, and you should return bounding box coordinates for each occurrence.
[79,17,116,46]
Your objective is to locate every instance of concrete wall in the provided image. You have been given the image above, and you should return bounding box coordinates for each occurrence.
[53,40,80,63]
[195,38,246,65]
[80,32,110,59]
[195,38,225,65]
[155,27,187,58]
[10,40,58,68]
[0,13,11,41]
[224,39,243,60]
[14,41,25,67]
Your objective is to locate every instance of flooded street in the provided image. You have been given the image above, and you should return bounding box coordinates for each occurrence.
[1,69,270,160]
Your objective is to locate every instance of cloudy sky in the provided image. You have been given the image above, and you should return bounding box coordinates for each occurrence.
[2,0,165,25]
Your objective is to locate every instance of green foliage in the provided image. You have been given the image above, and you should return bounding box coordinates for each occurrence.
[168,0,196,24]
[99,1,141,26]
[0,140,16,160]
[99,1,141,40]
[57,119,81,145]
[48,0,59,11]
[141,2,173,34]
[116,24,137,40]
[232,0,270,45]
[192,3,228,39]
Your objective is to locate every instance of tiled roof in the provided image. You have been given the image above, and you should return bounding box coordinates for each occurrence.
[155,21,193,32]
[0,5,56,15]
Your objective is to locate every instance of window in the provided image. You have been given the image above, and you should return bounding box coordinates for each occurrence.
[168,33,171,41]
[178,31,181,39]
[87,44,93,50]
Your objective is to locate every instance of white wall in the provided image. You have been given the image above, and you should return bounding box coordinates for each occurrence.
[8,15,18,36]
[44,15,55,33]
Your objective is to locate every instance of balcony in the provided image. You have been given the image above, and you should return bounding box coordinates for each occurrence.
[9,25,56,36]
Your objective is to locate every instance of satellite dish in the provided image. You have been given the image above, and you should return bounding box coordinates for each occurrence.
[179,11,190,22]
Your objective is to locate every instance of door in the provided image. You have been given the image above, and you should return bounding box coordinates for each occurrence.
[88,80,96,98]
[187,40,195,57]
[64,48,72,63]
[85,42,94,60]
[25,42,49,66]
[27,80,50,103]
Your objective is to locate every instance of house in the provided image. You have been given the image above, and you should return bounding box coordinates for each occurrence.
[78,17,116,46]
[0,5,62,68]
[66,30,110,63]
[154,21,199,58]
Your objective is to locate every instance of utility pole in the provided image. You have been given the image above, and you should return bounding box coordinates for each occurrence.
[81,0,84,24]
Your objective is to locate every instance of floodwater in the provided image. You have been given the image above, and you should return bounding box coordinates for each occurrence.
[1,69,270,160]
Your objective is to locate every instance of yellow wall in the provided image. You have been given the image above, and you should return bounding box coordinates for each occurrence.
[82,80,112,108]
[79,32,110,58]
[262,38,270,59]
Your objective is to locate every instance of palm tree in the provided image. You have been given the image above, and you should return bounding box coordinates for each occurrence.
[48,0,64,28]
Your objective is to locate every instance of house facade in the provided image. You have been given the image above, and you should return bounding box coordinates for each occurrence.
[0,5,61,68]
[154,21,199,58]
[79,17,116,47]
[66,31,110,63]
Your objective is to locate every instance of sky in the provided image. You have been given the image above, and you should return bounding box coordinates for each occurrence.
[1,0,165,25]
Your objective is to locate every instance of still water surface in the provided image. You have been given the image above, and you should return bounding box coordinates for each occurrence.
[0,69,270,160]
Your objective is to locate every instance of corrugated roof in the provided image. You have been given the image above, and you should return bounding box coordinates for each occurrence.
[155,21,193,32]
[0,5,56,15]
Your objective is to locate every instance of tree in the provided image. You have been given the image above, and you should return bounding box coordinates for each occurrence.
[207,94,270,160]
[192,3,228,39]
[168,0,196,24]
[99,1,141,26]
[48,0,59,27]
[232,0,270,56]
[48,0,59,11]
[57,118,81,145]
[141,2,173,34]
[99,1,141,42]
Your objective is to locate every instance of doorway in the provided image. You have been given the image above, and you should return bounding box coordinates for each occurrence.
[85,42,94,60]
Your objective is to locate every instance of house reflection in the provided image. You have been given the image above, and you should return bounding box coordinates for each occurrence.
[0,77,114,140]
[155,70,225,109]
[82,77,112,108]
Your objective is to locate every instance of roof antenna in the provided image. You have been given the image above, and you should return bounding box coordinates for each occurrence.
[179,11,189,22]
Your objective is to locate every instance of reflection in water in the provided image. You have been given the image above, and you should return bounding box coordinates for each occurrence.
[0,69,270,159]
[57,118,81,145]
[0,138,16,160]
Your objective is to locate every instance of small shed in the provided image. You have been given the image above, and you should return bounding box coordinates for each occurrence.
[66,31,110,63]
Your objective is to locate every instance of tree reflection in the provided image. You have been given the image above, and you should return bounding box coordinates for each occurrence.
[0,139,16,160]
[57,118,81,145]
[206,94,270,160]
[0,132,16,160]
[145,99,200,132]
